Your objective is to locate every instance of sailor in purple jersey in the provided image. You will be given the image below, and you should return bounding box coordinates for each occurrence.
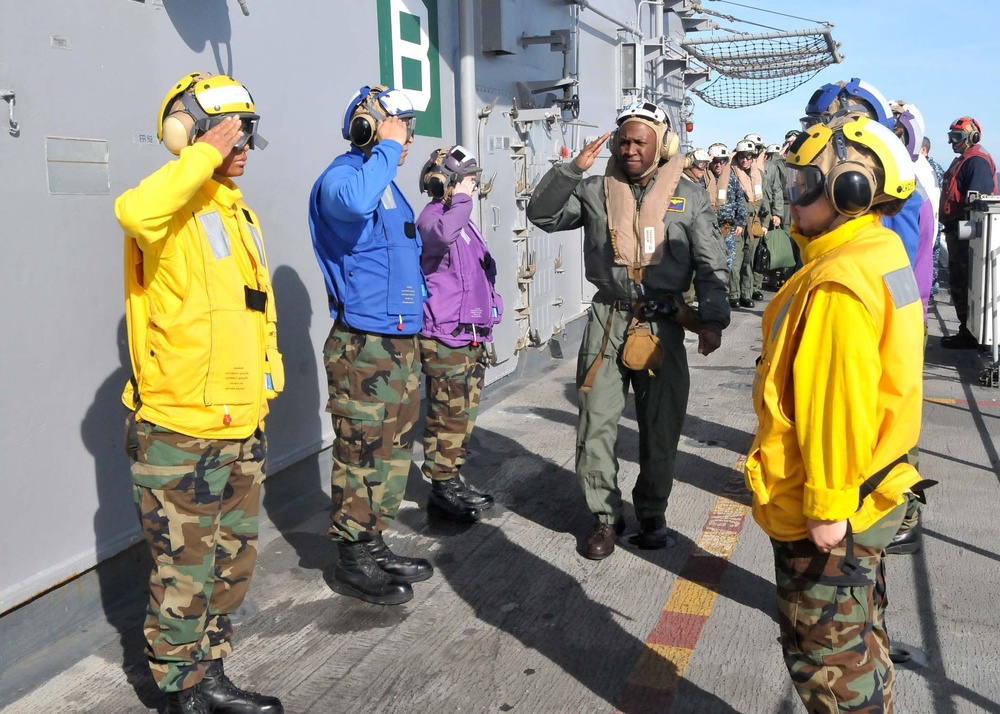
[416,146,504,523]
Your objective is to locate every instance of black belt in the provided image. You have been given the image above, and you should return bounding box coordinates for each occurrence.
[333,318,415,340]
[595,295,633,311]
[451,324,491,336]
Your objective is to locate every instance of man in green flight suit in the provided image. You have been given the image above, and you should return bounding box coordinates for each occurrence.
[527,101,730,560]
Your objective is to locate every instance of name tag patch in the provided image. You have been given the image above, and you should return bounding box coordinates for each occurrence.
[667,196,686,212]
[883,266,920,309]
[381,186,396,210]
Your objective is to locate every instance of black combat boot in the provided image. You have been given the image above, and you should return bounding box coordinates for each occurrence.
[941,326,978,350]
[428,477,482,523]
[886,519,922,555]
[165,687,210,714]
[333,540,413,605]
[197,659,283,713]
[452,475,495,510]
[366,533,433,583]
[632,516,671,549]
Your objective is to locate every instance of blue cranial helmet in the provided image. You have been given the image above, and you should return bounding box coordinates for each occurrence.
[342,85,416,149]
[802,78,895,131]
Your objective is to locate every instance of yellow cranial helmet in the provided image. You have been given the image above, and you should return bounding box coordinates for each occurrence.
[157,73,266,155]
[786,114,915,217]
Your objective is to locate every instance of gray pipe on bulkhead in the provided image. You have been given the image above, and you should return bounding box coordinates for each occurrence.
[458,0,477,152]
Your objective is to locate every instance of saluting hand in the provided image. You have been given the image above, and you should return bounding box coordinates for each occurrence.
[574,131,613,172]
[377,115,410,146]
[453,175,478,196]
[197,115,245,156]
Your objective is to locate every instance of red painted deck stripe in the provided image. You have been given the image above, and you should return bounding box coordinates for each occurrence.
[613,457,752,714]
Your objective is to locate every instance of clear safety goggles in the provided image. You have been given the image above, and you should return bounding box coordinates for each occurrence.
[373,89,417,143]
[400,116,417,143]
[787,164,826,208]
[691,161,709,170]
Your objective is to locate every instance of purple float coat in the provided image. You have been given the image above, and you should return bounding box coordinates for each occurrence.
[417,193,503,347]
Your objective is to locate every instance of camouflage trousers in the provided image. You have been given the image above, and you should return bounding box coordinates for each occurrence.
[419,337,487,481]
[772,503,905,713]
[129,419,265,693]
[324,322,421,542]
[724,228,736,273]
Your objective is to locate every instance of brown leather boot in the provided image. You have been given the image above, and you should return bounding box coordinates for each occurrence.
[585,520,624,560]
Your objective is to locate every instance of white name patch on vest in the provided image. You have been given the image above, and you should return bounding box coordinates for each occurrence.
[381,187,396,210]
[883,266,920,309]
[199,211,231,260]
[644,227,656,254]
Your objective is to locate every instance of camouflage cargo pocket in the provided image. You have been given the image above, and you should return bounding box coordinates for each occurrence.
[129,422,234,497]
[774,540,880,660]
[329,398,389,464]
[777,578,875,660]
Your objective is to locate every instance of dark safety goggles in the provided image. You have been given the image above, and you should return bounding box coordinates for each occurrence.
[947,130,966,145]
[691,161,709,170]
[787,164,826,208]
[197,113,266,151]
[735,152,754,162]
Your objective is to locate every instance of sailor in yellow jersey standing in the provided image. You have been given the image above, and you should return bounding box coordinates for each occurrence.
[745,113,925,713]
[116,73,284,714]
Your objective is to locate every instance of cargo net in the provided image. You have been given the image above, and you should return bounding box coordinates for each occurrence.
[683,29,840,108]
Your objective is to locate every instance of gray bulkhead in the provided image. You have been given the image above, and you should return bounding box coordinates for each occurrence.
[0,0,692,617]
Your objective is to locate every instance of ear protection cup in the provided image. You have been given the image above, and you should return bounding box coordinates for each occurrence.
[349,112,378,149]
[661,130,680,161]
[425,172,448,198]
[971,122,982,145]
[161,111,195,155]
[608,130,619,155]
[826,160,876,216]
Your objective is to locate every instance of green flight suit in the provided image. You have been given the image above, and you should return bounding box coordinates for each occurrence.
[527,160,729,524]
